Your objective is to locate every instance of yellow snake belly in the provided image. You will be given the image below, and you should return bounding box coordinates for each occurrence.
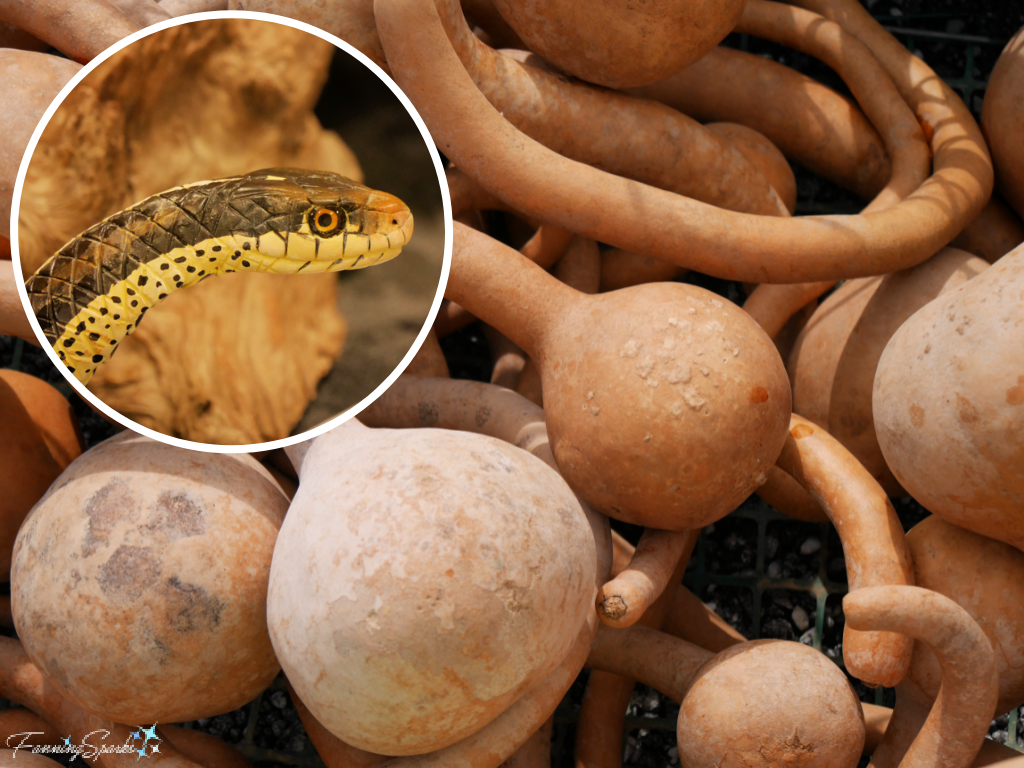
[24,168,414,385]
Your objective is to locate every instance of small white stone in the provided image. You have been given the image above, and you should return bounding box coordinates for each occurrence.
[792,606,810,631]
[800,537,821,555]
[766,561,782,579]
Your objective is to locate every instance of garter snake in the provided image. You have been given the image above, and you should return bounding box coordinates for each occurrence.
[24,168,414,385]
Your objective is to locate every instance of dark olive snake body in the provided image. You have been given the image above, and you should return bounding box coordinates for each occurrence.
[25,168,414,385]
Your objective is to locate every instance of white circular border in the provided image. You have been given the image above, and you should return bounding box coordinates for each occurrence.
[10,10,453,454]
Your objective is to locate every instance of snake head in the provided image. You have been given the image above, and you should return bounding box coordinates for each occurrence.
[227,168,414,269]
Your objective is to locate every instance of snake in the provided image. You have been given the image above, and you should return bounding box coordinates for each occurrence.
[24,168,414,386]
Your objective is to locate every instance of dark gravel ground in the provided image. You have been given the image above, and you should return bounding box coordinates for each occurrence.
[3,1,1023,767]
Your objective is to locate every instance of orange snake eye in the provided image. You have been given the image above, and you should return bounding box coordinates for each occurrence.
[312,208,340,234]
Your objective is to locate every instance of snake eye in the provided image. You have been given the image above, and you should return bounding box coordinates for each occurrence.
[312,208,340,234]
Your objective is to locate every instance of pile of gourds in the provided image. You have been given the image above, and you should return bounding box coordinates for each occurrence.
[1,0,1023,767]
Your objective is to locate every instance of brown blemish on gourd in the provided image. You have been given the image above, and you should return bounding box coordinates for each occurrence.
[749,386,768,404]
[418,401,440,426]
[790,423,814,439]
[1007,376,1024,405]
[910,404,925,427]
[956,393,978,424]
[162,576,224,633]
[156,491,205,538]
[97,545,161,602]
[82,478,141,558]
[475,407,492,428]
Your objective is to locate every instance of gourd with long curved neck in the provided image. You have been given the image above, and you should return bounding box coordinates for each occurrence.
[447,222,791,531]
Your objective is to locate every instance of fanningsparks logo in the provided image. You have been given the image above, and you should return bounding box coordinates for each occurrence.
[7,724,162,761]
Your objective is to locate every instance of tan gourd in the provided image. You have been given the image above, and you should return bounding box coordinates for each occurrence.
[0,637,207,768]
[630,45,890,200]
[789,247,988,495]
[844,586,998,768]
[575,530,698,768]
[0,262,38,344]
[0,708,252,768]
[434,19,789,218]
[599,121,796,292]
[487,0,746,88]
[775,415,914,687]
[268,419,597,755]
[981,26,1024,220]
[11,432,287,724]
[587,624,865,768]
[873,243,1024,552]
[870,516,1024,768]
[706,122,797,214]
[951,193,1024,264]
[0,749,62,766]
[0,370,82,581]
[446,222,792,532]
[363,374,690,629]
[375,0,986,284]
[0,0,139,63]
[0,50,81,240]
[225,0,388,72]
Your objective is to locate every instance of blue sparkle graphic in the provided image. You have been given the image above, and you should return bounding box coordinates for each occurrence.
[63,736,72,747]
[136,747,149,761]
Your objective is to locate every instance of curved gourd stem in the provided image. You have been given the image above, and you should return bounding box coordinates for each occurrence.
[437,169,573,337]
[576,533,695,767]
[596,528,696,628]
[586,624,714,703]
[599,248,687,292]
[403,328,449,379]
[374,0,988,283]
[436,0,789,218]
[0,637,204,768]
[0,262,37,345]
[738,0,933,339]
[735,0,929,209]
[775,414,914,687]
[502,716,553,768]
[445,222,574,358]
[844,587,999,768]
[951,193,1024,263]
[755,465,828,523]
[744,281,837,340]
[516,236,598,406]
[629,46,891,200]
[0,0,142,62]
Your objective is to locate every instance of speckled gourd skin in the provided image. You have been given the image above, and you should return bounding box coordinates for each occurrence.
[678,640,865,768]
[489,0,747,88]
[868,516,1024,768]
[539,282,792,530]
[268,421,596,756]
[10,431,288,724]
[789,247,987,496]
[873,243,1024,550]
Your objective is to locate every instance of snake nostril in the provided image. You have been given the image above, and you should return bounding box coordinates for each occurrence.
[392,219,398,225]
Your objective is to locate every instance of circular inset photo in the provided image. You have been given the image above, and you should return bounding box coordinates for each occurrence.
[11,12,450,449]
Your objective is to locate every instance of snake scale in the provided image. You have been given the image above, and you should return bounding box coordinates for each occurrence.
[25,168,414,385]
